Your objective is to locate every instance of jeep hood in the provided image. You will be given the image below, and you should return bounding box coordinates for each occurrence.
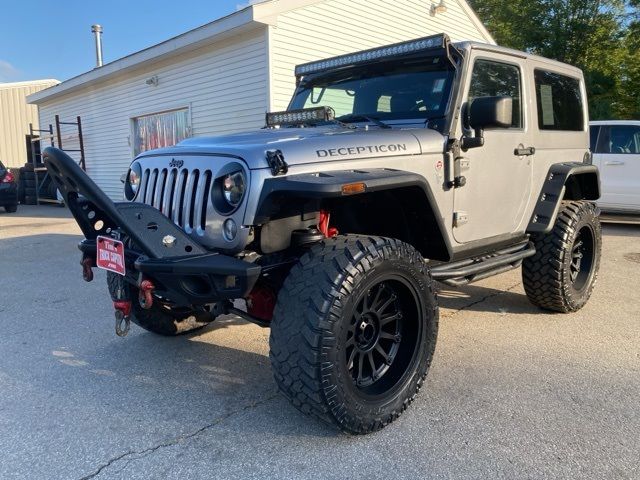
[138,126,446,169]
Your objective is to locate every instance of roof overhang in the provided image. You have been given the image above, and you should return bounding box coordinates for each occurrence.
[27,5,277,105]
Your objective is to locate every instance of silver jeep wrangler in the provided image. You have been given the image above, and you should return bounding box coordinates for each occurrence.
[44,34,601,434]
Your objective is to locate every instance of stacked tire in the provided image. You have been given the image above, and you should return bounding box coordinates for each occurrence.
[19,164,52,205]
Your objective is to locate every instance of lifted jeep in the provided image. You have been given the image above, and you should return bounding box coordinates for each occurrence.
[45,34,601,434]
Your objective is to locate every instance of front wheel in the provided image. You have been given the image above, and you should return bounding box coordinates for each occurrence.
[522,201,601,312]
[269,236,438,434]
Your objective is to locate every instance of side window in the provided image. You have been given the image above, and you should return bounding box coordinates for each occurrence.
[534,70,584,131]
[468,59,523,128]
[589,126,600,152]
[598,125,640,154]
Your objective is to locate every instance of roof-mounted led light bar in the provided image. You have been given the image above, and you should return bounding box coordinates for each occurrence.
[295,34,449,77]
[266,106,335,128]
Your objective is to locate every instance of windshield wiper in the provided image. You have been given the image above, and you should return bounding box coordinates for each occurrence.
[337,114,392,129]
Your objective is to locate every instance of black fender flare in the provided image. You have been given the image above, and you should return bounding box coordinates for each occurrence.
[527,162,600,234]
[254,168,452,260]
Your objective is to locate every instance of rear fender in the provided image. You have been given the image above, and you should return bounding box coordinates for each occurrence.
[527,163,600,234]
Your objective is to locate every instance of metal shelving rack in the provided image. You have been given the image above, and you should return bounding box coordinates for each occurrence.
[28,123,55,205]
[28,115,85,205]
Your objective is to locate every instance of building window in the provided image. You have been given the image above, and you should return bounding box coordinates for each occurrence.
[534,70,584,131]
[132,108,190,156]
[468,59,523,129]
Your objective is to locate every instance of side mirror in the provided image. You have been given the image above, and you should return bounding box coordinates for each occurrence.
[462,96,513,150]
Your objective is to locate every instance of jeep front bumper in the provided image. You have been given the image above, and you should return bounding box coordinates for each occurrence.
[43,147,260,306]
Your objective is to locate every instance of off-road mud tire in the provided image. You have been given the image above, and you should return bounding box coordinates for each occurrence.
[269,235,438,434]
[107,272,212,336]
[523,201,601,312]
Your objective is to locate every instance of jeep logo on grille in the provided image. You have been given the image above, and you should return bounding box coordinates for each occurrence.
[169,158,184,169]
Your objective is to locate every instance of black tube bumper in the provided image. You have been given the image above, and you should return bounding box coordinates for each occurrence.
[44,146,260,306]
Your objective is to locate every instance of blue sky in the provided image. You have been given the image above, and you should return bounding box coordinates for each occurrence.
[0,0,248,83]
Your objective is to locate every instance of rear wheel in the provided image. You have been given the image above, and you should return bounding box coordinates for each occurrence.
[107,272,213,336]
[523,201,601,312]
[269,236,438,434]
[4,205,17,213]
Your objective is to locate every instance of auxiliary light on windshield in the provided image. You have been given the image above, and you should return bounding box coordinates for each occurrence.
[266,106,335,128]
[295,34,448,76]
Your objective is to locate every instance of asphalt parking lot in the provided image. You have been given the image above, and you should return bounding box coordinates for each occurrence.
[0,206,638,480]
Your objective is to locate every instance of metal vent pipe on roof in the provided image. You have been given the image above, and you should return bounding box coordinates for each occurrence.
[91,24,104,68]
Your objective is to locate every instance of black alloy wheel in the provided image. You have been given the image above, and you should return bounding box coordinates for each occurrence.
[346,278,420,397]
[569,225,596,292]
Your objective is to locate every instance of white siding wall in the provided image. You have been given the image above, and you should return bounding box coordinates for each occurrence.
[0,80,58,168]
[38,29,268,199]
[269,0,491,111]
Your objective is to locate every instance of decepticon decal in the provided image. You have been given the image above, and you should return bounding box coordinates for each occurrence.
[316,144,408,157]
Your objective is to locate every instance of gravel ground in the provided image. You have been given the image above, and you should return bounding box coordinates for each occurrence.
[0,206,638,480]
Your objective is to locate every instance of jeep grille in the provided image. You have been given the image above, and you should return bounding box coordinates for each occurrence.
[137,167,212,234]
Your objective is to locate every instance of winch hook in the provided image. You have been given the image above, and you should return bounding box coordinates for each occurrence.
[114,309,131,337]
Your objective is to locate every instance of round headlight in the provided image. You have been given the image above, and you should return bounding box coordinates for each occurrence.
[125,162,142,200]
[222,171,245,207]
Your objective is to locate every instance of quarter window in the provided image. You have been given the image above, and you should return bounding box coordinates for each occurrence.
[534,70,584,131]
[468,59,523,128]
[132,108,190,156]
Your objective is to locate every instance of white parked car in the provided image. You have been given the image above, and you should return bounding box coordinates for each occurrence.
[590,120,640,213]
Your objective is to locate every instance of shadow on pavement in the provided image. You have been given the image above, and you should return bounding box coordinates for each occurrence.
[601,223,640,238]
[437,282,542,316]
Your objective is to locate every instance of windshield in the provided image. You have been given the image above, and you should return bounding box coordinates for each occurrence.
[288,58,455,131]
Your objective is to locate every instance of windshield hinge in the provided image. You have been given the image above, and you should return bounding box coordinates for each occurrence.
[266,149,288,176]
[446,139,467,189]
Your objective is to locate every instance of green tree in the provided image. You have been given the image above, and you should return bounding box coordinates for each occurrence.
[468,0,638,119]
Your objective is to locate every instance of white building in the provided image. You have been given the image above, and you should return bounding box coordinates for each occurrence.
[27,0,493,199]
[0,79,59,168]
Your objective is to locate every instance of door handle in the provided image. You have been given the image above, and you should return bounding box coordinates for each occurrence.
[605,161,625,166]
[514,147,536,156]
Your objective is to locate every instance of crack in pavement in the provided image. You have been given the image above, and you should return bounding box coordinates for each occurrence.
[78,392,280,480]
[440,282,522,319]
[78,283,521,479]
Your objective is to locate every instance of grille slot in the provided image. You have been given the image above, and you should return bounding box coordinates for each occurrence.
[198,171,212,232]
[134,166,211,235]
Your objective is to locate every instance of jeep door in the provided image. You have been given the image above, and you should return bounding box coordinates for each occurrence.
[593,123,640,211]
[452,53,533,244]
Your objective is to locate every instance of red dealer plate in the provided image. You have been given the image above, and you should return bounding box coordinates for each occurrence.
[96,236,126,276]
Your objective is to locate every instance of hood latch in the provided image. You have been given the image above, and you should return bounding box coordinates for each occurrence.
[266,149,288,176]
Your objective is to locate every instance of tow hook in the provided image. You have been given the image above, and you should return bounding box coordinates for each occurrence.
[113,300,131,337]
[138,279,155,310]
[318,209,338,238]
[81,256,95,282]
